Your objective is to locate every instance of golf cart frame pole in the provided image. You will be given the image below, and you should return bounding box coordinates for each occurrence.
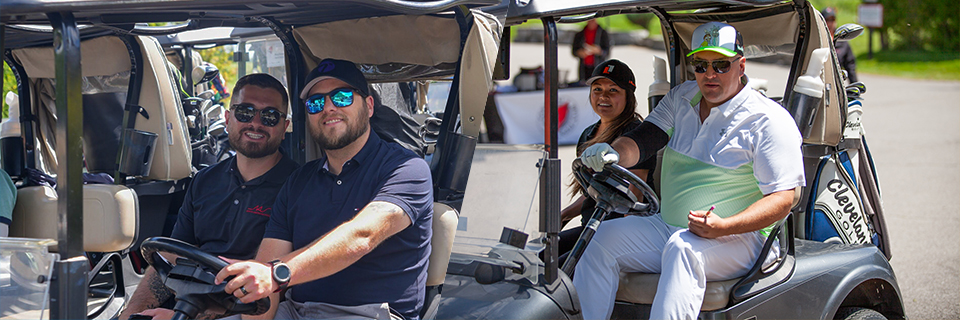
[47,11,89,320]
[539,17,561,284]
[255,16,307,165]
[183,46,195,96]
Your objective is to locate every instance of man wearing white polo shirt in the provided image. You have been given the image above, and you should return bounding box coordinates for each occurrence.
[575,22,805,319]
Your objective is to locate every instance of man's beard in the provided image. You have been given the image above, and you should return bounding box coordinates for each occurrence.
[230,128,281,159]
[311,114,369,151]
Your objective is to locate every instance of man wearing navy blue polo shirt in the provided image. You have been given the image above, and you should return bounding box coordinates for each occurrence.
[120,73,298,320]
[217,59,433,320]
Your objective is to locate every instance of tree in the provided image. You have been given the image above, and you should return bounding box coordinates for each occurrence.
[881,0,959,51]
[2,62,17,118]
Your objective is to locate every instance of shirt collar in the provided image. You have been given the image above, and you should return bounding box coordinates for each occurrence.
[227,157,244,184]
[688,75,753,118]
[317,130,382,173]
[260,151,297,184]
[230,151,296,186]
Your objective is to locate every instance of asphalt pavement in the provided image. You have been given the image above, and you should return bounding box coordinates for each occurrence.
[490,42,960,319]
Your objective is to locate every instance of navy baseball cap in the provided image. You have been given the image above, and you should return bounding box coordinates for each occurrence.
[586,59,636,92]
[821,7,837,20]
[299,58,370,99]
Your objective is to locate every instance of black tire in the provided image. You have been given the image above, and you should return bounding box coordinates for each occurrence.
[836,307,887,320]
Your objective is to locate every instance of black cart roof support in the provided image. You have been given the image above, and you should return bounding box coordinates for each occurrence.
[47,11,90,320]
[539,17,561,284]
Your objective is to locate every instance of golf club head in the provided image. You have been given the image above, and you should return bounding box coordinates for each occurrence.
[848,81,866,94]
[834,23,864,43]
[192,64,220,86]
[197,89,216,100]
[208,119,226,136]
[845,82,866,99]
[205,105,224,123]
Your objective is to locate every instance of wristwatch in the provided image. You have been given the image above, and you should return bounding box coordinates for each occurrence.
[269,259,291,293]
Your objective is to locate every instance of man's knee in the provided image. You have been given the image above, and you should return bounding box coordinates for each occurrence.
[663,230,701,259]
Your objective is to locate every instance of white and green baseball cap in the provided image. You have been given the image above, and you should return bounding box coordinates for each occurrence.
[687,22,744,57]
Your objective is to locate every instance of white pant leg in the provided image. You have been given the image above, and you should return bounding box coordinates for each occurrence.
[650,230,767,320]
[572,215,679,320]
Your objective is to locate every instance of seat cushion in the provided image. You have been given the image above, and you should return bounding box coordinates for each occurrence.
[615,273,741,311]
[10,185,138,253]
[426,202,458,287]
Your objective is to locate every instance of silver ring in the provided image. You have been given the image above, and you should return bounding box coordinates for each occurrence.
[239,286,249,295]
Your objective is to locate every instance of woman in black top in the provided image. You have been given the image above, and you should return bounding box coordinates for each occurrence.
[559,59,657,261]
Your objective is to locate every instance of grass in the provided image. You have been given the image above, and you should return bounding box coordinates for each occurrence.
[855,50,960,80]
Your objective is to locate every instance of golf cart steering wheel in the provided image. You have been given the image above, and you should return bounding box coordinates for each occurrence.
[572,158,659,216]
[140,237,270,320]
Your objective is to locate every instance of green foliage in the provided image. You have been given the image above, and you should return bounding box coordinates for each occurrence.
[880,0,959,51]
[197,46,239,93]
[2,62,16,119]
[808,0,958,79]
[856,50,960,80]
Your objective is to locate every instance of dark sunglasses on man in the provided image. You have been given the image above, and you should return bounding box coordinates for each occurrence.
[690,56,741,74]
[304,88,360,114]
[231,104,285,127]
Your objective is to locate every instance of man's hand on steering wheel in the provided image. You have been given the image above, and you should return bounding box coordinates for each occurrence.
[216,258,278,304]
[140,237,271,318]
[581,143,619,172]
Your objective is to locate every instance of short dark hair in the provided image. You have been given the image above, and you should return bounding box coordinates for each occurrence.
[231,73,289,112]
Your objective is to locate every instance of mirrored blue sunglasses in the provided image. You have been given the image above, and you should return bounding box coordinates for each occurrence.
[305,88,356,114]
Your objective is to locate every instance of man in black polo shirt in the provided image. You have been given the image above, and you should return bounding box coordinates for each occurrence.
[120,73,298,320]
[216,59,433,320]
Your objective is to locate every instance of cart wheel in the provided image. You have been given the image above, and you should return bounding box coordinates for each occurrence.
[836,307,887,320]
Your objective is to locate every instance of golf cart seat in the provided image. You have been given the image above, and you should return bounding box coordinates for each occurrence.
[9,34,193,277]
[422,202,459,318]
[9,35,192,182]
[615,272,741,311]
[614,197,799,311]
[10,184,139,253]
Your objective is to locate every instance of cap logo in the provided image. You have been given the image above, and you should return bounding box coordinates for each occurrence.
[317,60,335,73]
[604,65,614,73]
[701,25,721,48]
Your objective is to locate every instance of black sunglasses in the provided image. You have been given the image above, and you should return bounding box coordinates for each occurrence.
[690,57,741,74]
[231,104,285,127]
[305,88,358,114]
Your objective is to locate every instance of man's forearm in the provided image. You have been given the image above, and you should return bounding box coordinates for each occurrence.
[119,267,173,319]
[720,188,795,236]
[285,201,410,286]
[611,137,641,168]
[615,121,669,168]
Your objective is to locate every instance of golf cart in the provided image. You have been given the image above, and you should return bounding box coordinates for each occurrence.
[431,0,904,319]
[1,0,505,319]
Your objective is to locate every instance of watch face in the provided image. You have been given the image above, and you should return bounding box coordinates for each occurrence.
[274,264,291,281]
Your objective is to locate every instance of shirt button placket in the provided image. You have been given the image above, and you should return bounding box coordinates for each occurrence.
[337,180,342,185]
[234,199,239,205]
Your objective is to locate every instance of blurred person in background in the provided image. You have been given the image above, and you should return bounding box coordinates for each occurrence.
[823,7,858,83]
[572,19,611,83]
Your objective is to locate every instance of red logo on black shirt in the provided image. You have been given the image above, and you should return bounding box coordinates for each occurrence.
[246,206,271,217]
